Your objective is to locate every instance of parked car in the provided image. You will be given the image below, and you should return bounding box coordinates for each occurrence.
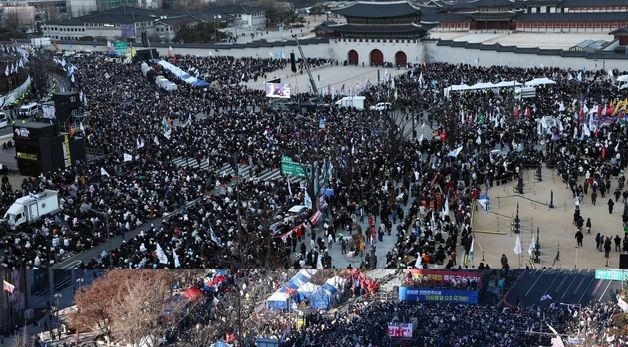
[369,102,392,111]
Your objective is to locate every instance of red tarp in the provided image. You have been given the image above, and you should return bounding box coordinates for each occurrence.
[183,287,202,300]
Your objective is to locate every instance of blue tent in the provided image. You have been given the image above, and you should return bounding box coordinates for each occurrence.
[267,291,290,311]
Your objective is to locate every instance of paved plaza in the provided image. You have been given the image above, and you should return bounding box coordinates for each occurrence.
[471,166,625,270]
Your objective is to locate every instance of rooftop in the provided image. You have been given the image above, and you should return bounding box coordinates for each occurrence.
[333,1,422,19]
[331,22,427,33]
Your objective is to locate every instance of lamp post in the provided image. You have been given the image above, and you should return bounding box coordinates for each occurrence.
[534,226,540,264]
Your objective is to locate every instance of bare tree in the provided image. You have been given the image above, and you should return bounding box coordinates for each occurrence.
[109,271,177,347]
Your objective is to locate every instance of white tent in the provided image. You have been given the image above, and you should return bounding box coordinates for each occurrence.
[297,282,321,294]
[468,82,496,90]
[616,75,628,82]
[267,291,291,310]
[325,275,347,288]
[525,77,556,86]
[494,80,523,88]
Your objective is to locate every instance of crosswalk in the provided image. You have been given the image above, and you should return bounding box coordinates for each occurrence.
[171,157,327,186]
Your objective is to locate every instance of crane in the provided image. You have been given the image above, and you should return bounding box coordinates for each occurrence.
[292,35,319,101]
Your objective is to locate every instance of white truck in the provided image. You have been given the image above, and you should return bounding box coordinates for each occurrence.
[335,96,365,110]
[3,190,60,228]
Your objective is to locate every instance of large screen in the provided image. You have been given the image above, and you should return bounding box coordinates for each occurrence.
[264,83,291,99]
[41,104,56,119]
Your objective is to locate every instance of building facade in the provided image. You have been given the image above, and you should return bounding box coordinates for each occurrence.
[421,0,628,32]
[329,0,432,66]
[42,6,161,41]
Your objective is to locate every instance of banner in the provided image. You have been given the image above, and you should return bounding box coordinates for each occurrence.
[398,287,478,304]
[387,323,413,337]
[406,269,483,287]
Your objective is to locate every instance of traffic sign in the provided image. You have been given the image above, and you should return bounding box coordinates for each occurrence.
[595,269,627,281]
[281,156,309,177]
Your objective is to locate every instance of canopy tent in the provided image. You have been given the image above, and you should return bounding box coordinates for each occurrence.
[267,291,291,311]
[325,275,347,289]
[309,287,332,310]
[525,77,556,87]
[443,80,520,97]
[297,282,321,301]
[157,60,209,87]
[616,75,628,82]
[278,269,317,292]
[494,80,523,88]
[210,340,232,347]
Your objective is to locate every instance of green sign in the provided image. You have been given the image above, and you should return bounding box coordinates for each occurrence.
[595,269,627,281]
[281,156,309,177]
[113,41,129,55]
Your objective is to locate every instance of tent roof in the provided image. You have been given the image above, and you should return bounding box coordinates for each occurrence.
[298,282,321,293]
[525,77,556,86]
[267,291,290,302]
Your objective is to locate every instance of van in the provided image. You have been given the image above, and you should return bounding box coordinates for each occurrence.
[19,102,39,118]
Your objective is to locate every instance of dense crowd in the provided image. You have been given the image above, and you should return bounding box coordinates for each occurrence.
[0,50,626,270]
[278,298,626,347]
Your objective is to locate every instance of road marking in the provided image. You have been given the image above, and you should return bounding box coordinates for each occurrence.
[560,269,581,300]
[599,280,613,301]
[524,268,545,296]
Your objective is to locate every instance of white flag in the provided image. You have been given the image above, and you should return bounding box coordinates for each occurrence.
[608,69,614,79]
[123,153,133,162]
[164,128,172,140]
[155,243,169,264]
[287,179,292,196]
[4,65,8,76]
[514,234,522,255]
[136,138,144,149]
[528,234,535,257]
[100,168,110,177]
[547,324,565,347]
[79,122,85,133]
[172,249,181,268]
[153,136,160,146]
[469,237,474,255]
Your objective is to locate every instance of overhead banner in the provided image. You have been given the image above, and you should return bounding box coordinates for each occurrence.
[398,287,478,304]
[265,83,291,99]
[387,323,413,337]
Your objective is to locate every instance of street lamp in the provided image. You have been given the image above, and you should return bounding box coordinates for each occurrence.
[76,278,84,290]
[534,226,541,264]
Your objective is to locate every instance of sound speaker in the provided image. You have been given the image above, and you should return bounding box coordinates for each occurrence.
[133,49,158,63]
[141,31,149,47]
[620,254,628,269]
[290,52,296,73]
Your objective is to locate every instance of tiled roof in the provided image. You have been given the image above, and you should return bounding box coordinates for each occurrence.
[333,1,422,19]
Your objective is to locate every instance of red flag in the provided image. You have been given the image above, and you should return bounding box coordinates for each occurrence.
[524,106,531,119]
[168,46,176,64]
[513,107,520,120]
[3,280,15,294]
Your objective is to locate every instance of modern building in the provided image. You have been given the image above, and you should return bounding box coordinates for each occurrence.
[419,0,628,32]
[42,6,165,42]
[42,3,266,42]
[197,4,266,30]
[328,0,433,66]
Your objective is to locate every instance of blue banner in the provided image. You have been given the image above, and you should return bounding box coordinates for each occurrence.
[398,287,478,304]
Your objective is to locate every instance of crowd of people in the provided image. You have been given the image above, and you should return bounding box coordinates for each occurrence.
[277,297,626,347]
[0,50,626,271]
